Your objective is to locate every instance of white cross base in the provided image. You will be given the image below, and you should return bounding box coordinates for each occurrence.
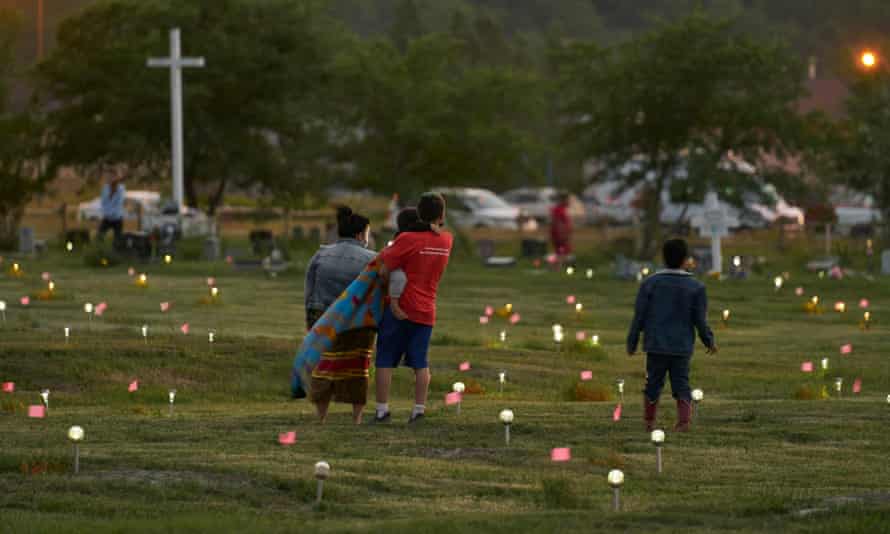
[694,192,729,275]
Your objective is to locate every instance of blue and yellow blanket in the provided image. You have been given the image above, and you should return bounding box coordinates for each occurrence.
[291,258,385,398]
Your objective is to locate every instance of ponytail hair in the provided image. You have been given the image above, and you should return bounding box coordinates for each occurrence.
[336,205,370,238]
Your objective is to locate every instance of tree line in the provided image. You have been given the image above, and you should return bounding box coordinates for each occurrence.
[0,0,889,256]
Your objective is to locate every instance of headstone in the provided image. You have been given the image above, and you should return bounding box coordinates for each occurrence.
[520,239,547,258]
[18,227,34,254]
[477,239,495,259]
[203,236,221,261]
[249,229,275,256]
[882,250,890,275]
[114,232,152,262]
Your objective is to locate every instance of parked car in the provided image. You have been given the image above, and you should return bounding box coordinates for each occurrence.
[78,190,161,222]
[433,187,520,230]
[830,187,883,235]
[501,187,586,224]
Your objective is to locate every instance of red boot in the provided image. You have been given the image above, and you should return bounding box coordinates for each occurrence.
[674,399,692,432]
[644,396,658,432]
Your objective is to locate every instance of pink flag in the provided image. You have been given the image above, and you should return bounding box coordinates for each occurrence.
[207,277,216,287]
[546,254,558,265]
[20,296,29,306]
[580,370,593,381]
[128,267,136,277]
[160,302,170,312]
[278,431,297,446]
[484,306,494,317]
[840,344,853,355]
[128,380,139,393]
[550,448,571,462]
[575,331,586,342]
[509,313,521,325]
[479,316,490,325]
[95,302,108,316]
[459,361,471,372]
[612,404,622,422]
[445,392,462,405]
[225,255,233,264]
[41,272,51,281]
[566,295,576,305]
[795,287,805,296]
[28,405,46,418]
[801,361,814,373]
[853,378,862,394]
[180,323,190,335]
[2,382,14,393]
[859,299,870,309]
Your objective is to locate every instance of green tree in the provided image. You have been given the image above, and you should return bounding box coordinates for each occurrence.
[559,11,807,257]
[390,0,424,53]
[829,68,890,241]
[0,9,48,248]
[35,0,340,215]
[332,34,544,196]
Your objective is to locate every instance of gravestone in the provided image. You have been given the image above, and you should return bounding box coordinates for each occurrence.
[18,227,34,254]
[520,239,547,259]
[115,232,152,262]
[692,192,730,275]
[477,239,495,259]
[882,250,890,275]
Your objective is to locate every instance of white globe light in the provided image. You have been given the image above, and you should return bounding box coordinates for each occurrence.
[315,461,331,479]
[566,267,575,276]
[651,429,665,444]
[169,389,176,403]
[498,372,506,384]
[0,300,6,311]
[499,409,514,424]
[886,394,890,404]
[692,389,704,402]
[453,382,466,393]
[608,469,625,487]
[586,268,594,279]
[84,303,94,314]
[68,426,84,442]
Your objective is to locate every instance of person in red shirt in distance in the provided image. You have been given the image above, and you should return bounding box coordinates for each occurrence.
[374,193,453,424]
[550,192,573,260]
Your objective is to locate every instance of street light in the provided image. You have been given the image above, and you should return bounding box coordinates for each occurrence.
[861,50,878,69]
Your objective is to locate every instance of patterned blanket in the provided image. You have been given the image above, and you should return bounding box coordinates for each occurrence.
[291,258,385,398]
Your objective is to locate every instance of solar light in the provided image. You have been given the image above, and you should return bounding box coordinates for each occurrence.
[641,267,650,277]
[811,296,819,305]
[608,469,624,511]
[691,388,703,418]
[616,379,625,403]
[169,389,176,416]
[64,326,70,343]
[651,429,665,474]
[453,382,465,414]
[84,302,94,327]
[66,241,74,252]
[834,377,843,396]
[821,358,829,371]
[566,266,575,276]
[499,409,514,445]
[48,281,55,292]
[0,300,5,323]
[732,256,741,268]
[314,461,331,505]
[137,273,148,288]
[834,301,846,313]
[505,303,513,313]
[12,263,20,274]
[499,330,507,344]
[208,331,215,344]
[164,254,172,265]
[68,426,84,474]
[586,268,594,279]
[591,334,600,346]
[864,311,871,329]
[498,371,506,393]
[886,394,890,404]
[553,324,564,347]
[773,276,783,290]
[721,309,730,327]
[141,325,148,343]
[40,389,50,411]
[210,287,219,298]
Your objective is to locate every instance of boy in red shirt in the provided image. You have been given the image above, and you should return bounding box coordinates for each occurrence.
[375,193,453,423]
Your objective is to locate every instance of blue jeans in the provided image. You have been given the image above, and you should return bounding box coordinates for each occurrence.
[645,353,691,402]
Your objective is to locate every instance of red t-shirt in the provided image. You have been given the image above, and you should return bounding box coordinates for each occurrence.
[380,231,453,326]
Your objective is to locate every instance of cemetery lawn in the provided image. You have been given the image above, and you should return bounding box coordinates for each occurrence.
[2,251,890,533]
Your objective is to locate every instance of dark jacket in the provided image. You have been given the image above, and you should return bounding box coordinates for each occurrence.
[626,270,715,357]
[305,238,376,313]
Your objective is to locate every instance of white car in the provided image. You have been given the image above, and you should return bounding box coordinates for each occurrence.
[501,187,586,224]
[433,188,519,230]
[830,187,882,234]
[78,190,161,222]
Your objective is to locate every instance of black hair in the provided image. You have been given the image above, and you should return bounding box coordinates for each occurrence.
[336,206,370,238]
[663,238,689,269]
[417,192,445,224]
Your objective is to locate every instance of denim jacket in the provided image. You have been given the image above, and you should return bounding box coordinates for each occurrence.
[626,270,715,357]
[305,239,376,312]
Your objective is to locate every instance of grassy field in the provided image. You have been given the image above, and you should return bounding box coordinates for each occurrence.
[1,235,890,533]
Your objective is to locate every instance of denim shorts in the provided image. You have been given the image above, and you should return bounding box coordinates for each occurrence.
[375,307,433,369]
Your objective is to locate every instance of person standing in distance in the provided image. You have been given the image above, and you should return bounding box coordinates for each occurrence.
[98,177,126,242]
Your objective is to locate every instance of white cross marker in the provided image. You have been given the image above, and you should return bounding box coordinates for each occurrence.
[147,28,205,213]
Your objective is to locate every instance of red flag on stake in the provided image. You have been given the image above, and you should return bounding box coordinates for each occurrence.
[278,431,297,446]
[840,344,852,355]
[2,382,14,393]
[801,361,814,373]
[853,378,862,394]
[445,392,462,405]
[180,323,190,335]
[28,405,45,418]
[613,404,622,422]
[459,362,471,372]
[128,380,139,393]
[550,448,571,462]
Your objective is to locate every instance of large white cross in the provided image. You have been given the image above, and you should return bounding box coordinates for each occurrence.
[147,28,205,213]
